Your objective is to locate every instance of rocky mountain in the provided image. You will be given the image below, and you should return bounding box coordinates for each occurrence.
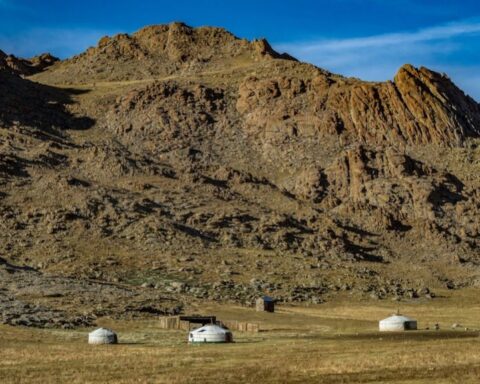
[1,22,479,327]
[35,22,293,84]
[0,50,58,76]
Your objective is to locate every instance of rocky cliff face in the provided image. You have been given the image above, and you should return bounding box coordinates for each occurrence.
[1,23,480,326]
[237,64,480,146]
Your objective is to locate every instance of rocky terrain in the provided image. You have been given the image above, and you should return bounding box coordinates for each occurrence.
[0,49,58,76]
[0,257,181,328]
[0,22,479,327]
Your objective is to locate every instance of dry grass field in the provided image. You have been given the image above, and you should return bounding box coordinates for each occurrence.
[2,289,480,383]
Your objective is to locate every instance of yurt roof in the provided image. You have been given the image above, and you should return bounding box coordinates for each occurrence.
[380,314,415,323]
[191,324,230,335]
[89,327,117,337]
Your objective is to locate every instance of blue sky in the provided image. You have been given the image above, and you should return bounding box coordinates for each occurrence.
[1,0,480,99]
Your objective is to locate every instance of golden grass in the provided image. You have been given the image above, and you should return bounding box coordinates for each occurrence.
[2,290,480,383]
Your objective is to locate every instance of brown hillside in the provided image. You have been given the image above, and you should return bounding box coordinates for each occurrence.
[1,22,480,327]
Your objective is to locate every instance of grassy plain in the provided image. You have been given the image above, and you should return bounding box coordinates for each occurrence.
[1,289,480,383]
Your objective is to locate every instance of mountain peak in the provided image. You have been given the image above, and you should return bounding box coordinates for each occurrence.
[34,22,291,84]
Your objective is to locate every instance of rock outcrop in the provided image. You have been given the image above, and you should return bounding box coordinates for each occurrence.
[237,64,480,145]
[0,50,58,76]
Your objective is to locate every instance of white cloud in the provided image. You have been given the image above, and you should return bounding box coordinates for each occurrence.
[276,19,480,55]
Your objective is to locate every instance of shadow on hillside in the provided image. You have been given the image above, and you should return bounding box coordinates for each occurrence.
[173,223,218,242]
[339,224,379,237]
[428,173,466,206]
[343,239,384,263]
[0,256,38,273]
[0,153,31,179]
[0,70,95,137]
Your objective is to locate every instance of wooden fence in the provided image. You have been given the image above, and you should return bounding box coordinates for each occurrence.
[221,320,260,333]
[158,316,191,330]
[159,316,260,332]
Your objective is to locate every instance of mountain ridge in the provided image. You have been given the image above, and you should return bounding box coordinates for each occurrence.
[0,22,479,327]
[31,22,296,85]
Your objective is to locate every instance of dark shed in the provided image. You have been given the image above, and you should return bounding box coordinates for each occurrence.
[256,296,275,312]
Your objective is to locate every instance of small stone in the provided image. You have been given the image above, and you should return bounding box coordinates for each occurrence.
[370,292,380,300]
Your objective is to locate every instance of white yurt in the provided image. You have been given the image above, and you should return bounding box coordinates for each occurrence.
[188,324,233,343]
[379,314,417,332]
[88,328,118,345]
